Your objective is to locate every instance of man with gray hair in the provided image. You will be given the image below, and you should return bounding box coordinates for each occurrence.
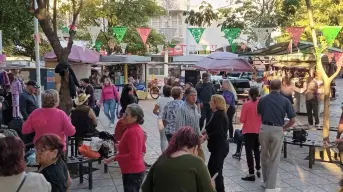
[174,87,204,160]
[196,73,215,130]
[257,79,296,192]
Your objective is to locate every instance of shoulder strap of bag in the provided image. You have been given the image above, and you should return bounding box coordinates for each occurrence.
[16,173,28,192]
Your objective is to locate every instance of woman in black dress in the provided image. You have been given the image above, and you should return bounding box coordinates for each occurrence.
[119,84,138,118]
[201,94,229,192]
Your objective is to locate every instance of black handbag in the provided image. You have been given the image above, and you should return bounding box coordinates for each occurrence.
[8,117,24,139]
[292,129,308,143]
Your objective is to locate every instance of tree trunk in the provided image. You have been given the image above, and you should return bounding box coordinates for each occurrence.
[305,0,331,140]
[322,81,331,141]
[59,70,73,115]
[36,15,73,115]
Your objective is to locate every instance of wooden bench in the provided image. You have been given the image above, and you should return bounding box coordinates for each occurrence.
[27,155,94,189]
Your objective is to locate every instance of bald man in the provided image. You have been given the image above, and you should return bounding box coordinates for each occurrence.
[257,79,296,191]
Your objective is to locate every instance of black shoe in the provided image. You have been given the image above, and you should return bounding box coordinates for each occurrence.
[241,175,256,181]
[256,171,261,178]
[232,153,240,159]
[228,138,235,143]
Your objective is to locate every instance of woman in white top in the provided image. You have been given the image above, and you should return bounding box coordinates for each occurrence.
[153,85,173,152]
[0,135,51,192]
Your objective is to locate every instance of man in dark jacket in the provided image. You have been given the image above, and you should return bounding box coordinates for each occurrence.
[196,73,215,130]
[19,80,39,120]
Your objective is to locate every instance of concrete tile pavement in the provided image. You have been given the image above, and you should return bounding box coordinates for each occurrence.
[70,79,343,192]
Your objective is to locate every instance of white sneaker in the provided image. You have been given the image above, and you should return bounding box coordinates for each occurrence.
[265,188,281,192]
[110,123,115,128]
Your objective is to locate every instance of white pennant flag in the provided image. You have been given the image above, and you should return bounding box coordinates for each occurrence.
[87,26,102,45]
[120,43,128,54]
[252,28,274,48]
[159,28,177,43]
[157,45,164,53]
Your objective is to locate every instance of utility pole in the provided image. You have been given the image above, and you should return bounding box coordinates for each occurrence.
[34,0,41,107]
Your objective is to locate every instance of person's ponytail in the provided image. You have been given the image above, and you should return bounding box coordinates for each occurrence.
[249,87,259,102]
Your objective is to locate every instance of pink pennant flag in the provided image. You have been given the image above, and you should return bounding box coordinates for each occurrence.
[136,28,152,44]
[69,25,77,31]
[286,27,305,47]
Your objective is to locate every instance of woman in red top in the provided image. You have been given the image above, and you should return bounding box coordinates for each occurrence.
[98,78,120,128]
[104,103,146,192]
[240,87,262,181]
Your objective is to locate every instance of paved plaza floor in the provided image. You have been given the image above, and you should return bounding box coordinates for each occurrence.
[68,79,343,192]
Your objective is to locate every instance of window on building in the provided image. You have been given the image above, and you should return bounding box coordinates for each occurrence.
[149,66,165,75]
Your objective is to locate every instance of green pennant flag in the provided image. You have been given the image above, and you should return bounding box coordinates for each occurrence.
[113,27,127,43]
[223,28,241,46]
[62,27,69,33]
[320,26,342,46]
[95,41,102,52]
[231,43,237,53]
[188,28,205,44]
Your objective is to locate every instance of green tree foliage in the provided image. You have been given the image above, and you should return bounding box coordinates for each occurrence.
[184,0,283,29]
[183,1,218,27]
[277,0,343,48]
[0,0,51,59]
[75,0,166,55]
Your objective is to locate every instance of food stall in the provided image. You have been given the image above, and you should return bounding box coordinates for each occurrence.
[97,55,166,99]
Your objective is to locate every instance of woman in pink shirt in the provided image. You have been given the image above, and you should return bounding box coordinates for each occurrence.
[240,87,262,182]
[98,77,120,128]
[22,89,75,152]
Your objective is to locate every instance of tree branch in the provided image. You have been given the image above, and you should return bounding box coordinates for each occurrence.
[329,58,343,82]
[52,0,57,33]
[67,0,84,51]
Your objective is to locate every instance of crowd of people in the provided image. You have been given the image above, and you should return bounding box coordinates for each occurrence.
[1,68,343,192]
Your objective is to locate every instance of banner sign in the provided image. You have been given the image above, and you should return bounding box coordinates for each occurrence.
[188,28,205,44]
[320,26,342,47]
[113,27,127,43]
[286,27,305,47]
[136,28,152,44]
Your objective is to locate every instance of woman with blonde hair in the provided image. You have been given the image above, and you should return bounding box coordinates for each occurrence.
[201,94,230,192]
[22,89,75,155]
[222,79,237,138]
